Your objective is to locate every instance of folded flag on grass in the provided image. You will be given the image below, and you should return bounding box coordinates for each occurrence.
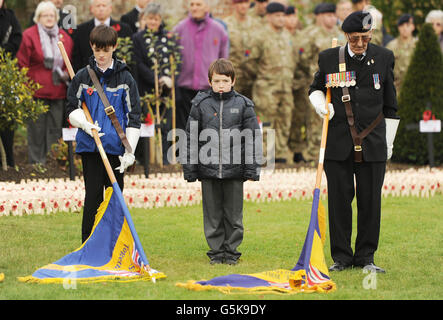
[18,184,166,284]
[176,189,335,294]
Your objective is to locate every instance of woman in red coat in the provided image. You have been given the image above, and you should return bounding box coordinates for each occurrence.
[17,0,73,165]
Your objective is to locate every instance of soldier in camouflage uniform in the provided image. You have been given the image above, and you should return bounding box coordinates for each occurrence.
[248,0,269,24]
[386,14,417,95]
[224,0,260,99]
[292,3,342,163]
[243,2,296,163]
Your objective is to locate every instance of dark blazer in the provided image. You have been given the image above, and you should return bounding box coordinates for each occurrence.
[72,18,132,72]
[121,8,139,35]
[310,43,399,162]
[0,8,22,57]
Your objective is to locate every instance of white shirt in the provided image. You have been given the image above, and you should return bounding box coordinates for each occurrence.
[96,59,114,73]
[94,17,111,27]
[348,44,367,59]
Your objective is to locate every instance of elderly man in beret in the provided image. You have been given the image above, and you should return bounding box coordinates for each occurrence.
[309,11,400,273]
[243,2,296,164]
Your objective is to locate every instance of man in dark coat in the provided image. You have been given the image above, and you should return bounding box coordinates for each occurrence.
[309,11,400,273]
[121,0,152,34]
[72,0,132,72]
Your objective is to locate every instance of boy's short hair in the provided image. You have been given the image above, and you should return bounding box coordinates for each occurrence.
[89,25,118,49]
[208,58,236,82]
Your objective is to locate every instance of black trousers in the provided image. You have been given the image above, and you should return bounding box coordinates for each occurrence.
[176,87,198,131]
[80,152,124,243]
[324,154,386,266]
[201,179,244,261]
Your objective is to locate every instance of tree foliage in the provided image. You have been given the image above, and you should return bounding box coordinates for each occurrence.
[393,23,443,165]
[0,47,48,131]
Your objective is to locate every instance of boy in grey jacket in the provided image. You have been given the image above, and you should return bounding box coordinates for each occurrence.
[182,58,262,265]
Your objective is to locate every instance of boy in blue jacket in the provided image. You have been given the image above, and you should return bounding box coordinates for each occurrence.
[183,58,262,265]
[66,25,141,243]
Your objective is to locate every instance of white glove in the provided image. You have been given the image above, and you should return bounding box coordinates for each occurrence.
[309,90,335,120]
[385,118,400,160]
[115,127,140,173]
[69,108,104,138]
[159,76,172,88]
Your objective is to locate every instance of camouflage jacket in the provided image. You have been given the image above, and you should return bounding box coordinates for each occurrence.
[241,24,296,91]
[386,37,417,91]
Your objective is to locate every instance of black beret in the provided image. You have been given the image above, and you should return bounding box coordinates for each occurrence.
[266,2,285,14]
[256,0,268,2]
[285,5,296,15]
[314,3,336,15]
[351,0,364,3]
[342,10,373,33]
[397,14,413,26]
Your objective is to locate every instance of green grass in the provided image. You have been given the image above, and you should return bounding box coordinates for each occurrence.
[0,195,442,300]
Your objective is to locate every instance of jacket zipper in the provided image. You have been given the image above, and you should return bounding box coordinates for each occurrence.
[219,92,223,179]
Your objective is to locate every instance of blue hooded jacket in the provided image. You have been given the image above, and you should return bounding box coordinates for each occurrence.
[66,56,141,155]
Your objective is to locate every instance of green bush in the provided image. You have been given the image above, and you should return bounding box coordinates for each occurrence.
[393,23,443,165]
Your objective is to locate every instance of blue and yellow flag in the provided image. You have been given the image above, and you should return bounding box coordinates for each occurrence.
[19,183,166,284]
[176,188,335,294]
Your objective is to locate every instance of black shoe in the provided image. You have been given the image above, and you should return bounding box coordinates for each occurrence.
[357,263,385,273]
[225,258,238,265]
[209,258,223,265]
[328,261,352,272]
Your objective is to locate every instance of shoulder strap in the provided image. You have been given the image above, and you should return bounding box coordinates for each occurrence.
[87,65,132,153]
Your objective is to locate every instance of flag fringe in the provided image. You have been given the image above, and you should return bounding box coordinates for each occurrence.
[17,271,166,284]
[175,280,301,295]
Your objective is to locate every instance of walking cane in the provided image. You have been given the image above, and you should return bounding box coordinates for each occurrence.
[57,41,155,281]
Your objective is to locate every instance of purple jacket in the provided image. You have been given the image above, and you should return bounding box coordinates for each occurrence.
[174,13,229,90]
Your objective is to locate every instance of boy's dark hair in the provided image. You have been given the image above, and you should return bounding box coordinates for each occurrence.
[208,58,236,82]
[89,25,118,49]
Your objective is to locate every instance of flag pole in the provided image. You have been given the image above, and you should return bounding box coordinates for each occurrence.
[57,41,155,280]
[315,38,337,189]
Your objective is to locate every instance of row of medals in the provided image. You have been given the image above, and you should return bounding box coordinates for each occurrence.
[325,71,356,88]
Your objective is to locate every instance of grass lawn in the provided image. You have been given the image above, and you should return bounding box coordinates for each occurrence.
[0,195,442,300]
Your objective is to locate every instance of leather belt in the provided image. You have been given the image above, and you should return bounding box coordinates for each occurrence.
[87,65,132,153]
[338,46,383,162]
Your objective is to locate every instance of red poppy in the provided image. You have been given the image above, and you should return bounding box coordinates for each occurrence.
[112,24,121,32]
[244,49,250,57]
[68,28,74,35]
[87,87,94,96]
[213,38,219,46]
[145,113,153,125]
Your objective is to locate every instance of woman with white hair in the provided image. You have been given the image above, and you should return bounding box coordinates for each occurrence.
[425,9,443,52]
[16,0,73,165]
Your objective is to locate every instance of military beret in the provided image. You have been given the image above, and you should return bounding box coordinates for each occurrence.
[266,2,285,14]
[342,10,373,33]
[351,0,364,3]
[314,3,336,15]
[232,0,249,3]
[285,5,296,15]
[256,0,268,2]
[397,14,413,26]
